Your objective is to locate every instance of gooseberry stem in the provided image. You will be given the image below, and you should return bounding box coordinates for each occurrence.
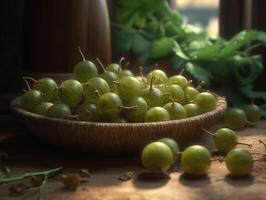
[22,77,32,91]
[149,76,155,93]
[196,81,205,90]
[237,142,252,148]
[259,140,266,149]
[119,106,138,110]
[23,76,38,83]
[201,128,215,136]
[179,69,184,75]
[78,46,86,61]
[96,57,106,72]
[94,90,101,98]
[118,57,125,76]
[139,66,144,77]
[245,120,256,127]
[161,170,171,179]
[187,80,193,86]
[211,157,224,163]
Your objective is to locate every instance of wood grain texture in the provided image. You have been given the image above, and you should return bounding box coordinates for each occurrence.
[10,97,226,154]
[0,121,266,200]
[23,0,111,73]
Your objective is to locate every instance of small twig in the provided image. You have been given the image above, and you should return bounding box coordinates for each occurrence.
[201,128,215,136]
[244,43,262,54]
[0,167,63,185]
[259,140,266,149]
[237,142,252,148]
[78,46,86,61]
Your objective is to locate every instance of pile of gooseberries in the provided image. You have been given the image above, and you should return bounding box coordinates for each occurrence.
[224,100,262,130]
[141,132,257,177]
[18,48,218,122]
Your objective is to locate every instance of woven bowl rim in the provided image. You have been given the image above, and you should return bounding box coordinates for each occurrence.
[10,96,227,128]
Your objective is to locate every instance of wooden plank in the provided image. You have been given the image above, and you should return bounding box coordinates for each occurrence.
[219,0,245,38]
[251,1,266,91]
[1,122,266,199]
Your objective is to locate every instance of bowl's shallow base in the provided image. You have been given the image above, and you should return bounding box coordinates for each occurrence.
[10,97,227,154]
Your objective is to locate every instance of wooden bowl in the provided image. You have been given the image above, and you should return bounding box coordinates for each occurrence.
[10,97,227,154]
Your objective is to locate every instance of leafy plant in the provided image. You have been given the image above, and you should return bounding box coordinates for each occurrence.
[112,0,266,116]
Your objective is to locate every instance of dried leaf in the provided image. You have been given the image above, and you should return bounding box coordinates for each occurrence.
[80,169,90,178]
[58,174,81,190]
[118,171,134,181]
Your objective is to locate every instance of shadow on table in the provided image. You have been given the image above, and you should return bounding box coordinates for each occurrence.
[224,174,255,187]
[178,172,211,187]
[132,172,170,189]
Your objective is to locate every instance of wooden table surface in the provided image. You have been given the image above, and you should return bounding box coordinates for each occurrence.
[0,119,266,200]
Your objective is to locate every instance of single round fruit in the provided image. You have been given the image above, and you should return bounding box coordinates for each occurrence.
[157,138,179,162]
[33,102,53,115]
[224,108,247,130]
[184,103,201,117]
[194,92,216,113]
[106,63,120,74]
[185,86,199,102]
[145,107,170,122]
[99,71,118,85]
[120,69,134,77]
[245,104,261,123]
[181,145,212,176]
[74,60,98,83]
[59,79,83,107]
[97,92,123,119]
[118,76,142,103]
[123,97,148,122]
[213,128,238,153]
[141,142,173,172]
[147,69,168,85]
[168,75,188,88]
[163,102,187,120]
[46,103,72,119]
[33,78,58,102]
[20,90,42,111]
[83,77,110,103]
[77,102,98,121]
[143,87,163,107]
[225,148,253,176]
[162,84,184,104]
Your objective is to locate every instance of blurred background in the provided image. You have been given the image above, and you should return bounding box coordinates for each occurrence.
[0,0,265,115]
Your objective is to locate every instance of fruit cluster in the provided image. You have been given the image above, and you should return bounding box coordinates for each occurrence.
[141,127,255,177]
[224,104,261,129]
[19,48,217,122]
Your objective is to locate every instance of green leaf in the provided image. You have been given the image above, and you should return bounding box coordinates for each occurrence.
[151,37,174,58]
[132,34,151,54]
[192,40,224,60]
[255,31,266,45]
[185,62,212,85]
[217,30,257,59]
[234,55,263,85]
[113,28,138,52]
[172,41,189,60]
[171,55,186,70]
[239,85,266,101]
[164,21,182,37]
